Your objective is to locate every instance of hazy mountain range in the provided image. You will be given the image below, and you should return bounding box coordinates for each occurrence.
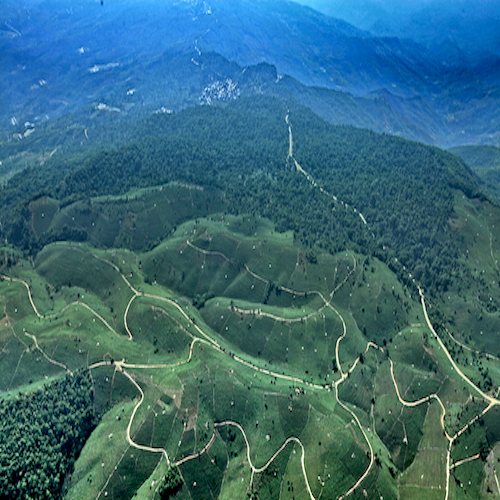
[1,0,499,148]
[298,0,500,64]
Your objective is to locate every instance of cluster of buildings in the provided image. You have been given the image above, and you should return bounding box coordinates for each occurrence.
[199,79,240,105]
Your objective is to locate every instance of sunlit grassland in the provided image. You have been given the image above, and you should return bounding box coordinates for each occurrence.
[371,357,434,472]
[303,406,370,499]
[141,214,356,305]
[449,459,486,500]
[65,400,141,500]
[35,244,133,333]
[179,434,228,499]
[200,296,344,384]
[338,348,380,413]
[35,183,224,252]
[3,208,499,499]
[348,255,422,345]
[399,400,448,497]
[218,434,254,499]
[443,195,500,359]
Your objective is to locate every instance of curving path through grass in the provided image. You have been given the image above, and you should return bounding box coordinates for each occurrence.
[214,420,315,500]
[112,116,500,499]
[24,331,73,375]
[88,255,376,499]
[120,368,171,465]
[6,241,500,500]
[389,292,500,500]
[2,254,373,500]
[419,286,500,407]
[4,114,500,500]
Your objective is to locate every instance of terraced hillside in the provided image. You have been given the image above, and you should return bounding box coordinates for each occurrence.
[1,97,500,499]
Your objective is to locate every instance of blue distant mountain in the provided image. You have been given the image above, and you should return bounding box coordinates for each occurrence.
[299,0,500,65]
[1,0,499,147]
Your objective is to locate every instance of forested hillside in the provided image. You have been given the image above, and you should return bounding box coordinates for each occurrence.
[0,96,480,297]
[0,372,95,499]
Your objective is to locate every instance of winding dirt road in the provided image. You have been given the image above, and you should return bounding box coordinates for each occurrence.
[215,420,315,500]
[419,286,500,407]
[4,225,500,500]
[120,368,171,465]
[286,114,368,227]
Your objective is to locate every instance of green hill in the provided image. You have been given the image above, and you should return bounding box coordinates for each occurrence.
[1,96,480,293]
[1,96,500,499]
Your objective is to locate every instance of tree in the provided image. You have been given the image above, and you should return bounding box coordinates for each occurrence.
[158,465,183,499]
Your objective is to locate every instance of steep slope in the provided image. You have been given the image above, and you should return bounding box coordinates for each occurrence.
[450,145,500,201]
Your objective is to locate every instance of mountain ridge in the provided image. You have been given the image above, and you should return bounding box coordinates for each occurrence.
[2,0,499,148]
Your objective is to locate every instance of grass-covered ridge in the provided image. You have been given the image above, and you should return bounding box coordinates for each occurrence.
[1,96,500,499]
[1,206,499,499]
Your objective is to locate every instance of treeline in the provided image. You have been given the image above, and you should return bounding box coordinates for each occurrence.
[0,95,482,296]
[0,371,96,499]
[0,97,288,252]
[284,103,480,291]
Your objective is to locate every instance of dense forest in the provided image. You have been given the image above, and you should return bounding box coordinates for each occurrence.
[0,96,481,296]
[0,371,95,499]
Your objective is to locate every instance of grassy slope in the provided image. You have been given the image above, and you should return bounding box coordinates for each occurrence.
[1,99,500,499]
[1,203,499,499]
